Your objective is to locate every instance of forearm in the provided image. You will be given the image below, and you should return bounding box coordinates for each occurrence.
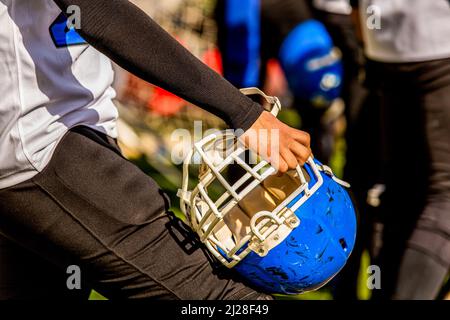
[53,0,263,130]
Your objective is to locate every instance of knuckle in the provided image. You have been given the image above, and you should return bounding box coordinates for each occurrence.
[288,159,298,169]
[298,158,306,166]
[302,152,310,162]
[303,132,311,144]
[298,152,309,163]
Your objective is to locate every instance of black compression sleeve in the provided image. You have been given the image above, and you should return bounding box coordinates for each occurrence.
[53,0,263,131]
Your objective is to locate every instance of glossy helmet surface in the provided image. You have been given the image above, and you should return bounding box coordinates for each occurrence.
[178,88,357,294]
[279,19,343,107]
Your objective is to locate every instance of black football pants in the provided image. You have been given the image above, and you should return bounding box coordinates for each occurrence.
[368,58,450,300]
[0,126,270,300]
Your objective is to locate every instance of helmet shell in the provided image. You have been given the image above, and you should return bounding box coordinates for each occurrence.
[234,162,357,294]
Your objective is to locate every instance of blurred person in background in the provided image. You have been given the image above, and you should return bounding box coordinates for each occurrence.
[353,0,450,300]
[216,0,344,163]
[0,0,312,299]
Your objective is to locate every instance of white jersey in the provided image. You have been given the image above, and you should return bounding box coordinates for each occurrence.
[359,0,450,62]
[0,0,118,188]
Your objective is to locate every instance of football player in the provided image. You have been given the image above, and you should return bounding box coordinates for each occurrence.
[354,0,450,300]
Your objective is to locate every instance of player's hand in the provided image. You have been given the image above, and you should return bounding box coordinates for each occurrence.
[240,111,312,174]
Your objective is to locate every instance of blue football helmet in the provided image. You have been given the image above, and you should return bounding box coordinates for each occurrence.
[178,88,356,294]
[279,20,343,108]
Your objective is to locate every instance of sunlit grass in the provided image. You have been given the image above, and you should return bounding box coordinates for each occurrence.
[89,290,107,300]
[358,251,371,300]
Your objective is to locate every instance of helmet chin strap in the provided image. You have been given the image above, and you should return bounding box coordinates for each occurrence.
[239,87,281,117]
[316,163,351,188]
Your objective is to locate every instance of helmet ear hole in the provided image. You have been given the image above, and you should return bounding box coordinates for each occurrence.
[339,238,348,252]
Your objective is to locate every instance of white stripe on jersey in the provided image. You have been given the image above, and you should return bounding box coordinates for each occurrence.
[0,0,118,188]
